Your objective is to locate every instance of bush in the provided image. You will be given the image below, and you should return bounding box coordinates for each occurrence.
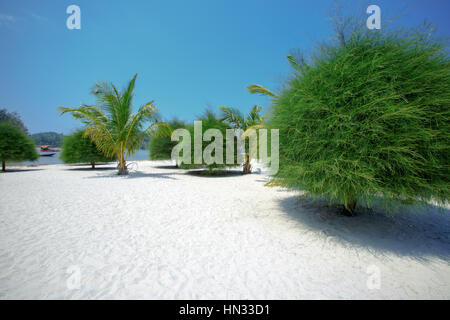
[60,130,115,168]
[149,119,186,161]
[271,27,450,214]
[180,110,238,173]
[0,122,38,171]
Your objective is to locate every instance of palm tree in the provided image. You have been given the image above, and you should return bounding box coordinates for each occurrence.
[59,73,164,175]
[218,105,268,174]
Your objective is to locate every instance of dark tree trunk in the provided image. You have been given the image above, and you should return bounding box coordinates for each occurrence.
[343,197,357,216]
[243,154,252,174]
[91,162,95,169]
[2,160,5,172]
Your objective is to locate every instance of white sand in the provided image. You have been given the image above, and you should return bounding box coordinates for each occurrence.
[0,160,449,299]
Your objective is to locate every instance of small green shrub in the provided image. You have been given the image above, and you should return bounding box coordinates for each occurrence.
[60,130,115,168]
[180,110,238,173]
[149,119,186,161]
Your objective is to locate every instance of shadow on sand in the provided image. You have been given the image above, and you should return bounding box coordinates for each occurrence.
[1,168,44,173]
[186,170,244,178]
[84,170,179,180]
[278,195,450,260]
[66,167,116,171]
[152,165,179,170]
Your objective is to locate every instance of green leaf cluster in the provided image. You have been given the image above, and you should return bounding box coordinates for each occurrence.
[149,119,186,160]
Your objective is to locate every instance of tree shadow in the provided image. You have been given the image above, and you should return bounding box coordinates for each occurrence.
[84,170,179,180]
[66,167,116,171]
[1,168,44,173]
[127,171,178,180]
[278,195,450,260]
[152,165,179,170]
[186,170,244,178]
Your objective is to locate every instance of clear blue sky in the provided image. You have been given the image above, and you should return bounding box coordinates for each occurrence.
[0,0,449,134]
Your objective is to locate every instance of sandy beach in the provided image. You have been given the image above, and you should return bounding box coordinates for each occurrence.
[0,160,449,299]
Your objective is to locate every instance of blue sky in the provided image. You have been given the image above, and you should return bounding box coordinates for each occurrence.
[0,0,449,134]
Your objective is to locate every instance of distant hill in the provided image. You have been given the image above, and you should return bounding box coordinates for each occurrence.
[31,132,65,147]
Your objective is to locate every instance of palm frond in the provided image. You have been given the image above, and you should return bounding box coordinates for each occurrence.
[246,84,278,98]
[218,106,245,129]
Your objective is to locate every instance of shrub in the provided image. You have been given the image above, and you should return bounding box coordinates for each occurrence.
[149,119,186,162]
[0,122,38,171]
[271,27,450,215]
[180,110,238,173]
[60,130,115,168]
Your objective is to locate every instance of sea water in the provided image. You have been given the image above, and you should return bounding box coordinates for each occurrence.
[10,149,150,166]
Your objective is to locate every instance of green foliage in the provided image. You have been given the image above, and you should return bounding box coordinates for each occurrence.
[271,27,450,214]
[180,110,237,172]
[219,105,269,173]
[149,119,186,160]
[59,74,166,175]
[0,122,38,170]
[31,132,64,147]
[60,130,115,166]
[0,109,29,135]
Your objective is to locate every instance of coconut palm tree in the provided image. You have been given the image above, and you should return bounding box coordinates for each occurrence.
[218,105,268,174]
[59,73,164,175]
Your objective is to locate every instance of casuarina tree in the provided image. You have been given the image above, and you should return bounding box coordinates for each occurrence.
[60,130,115,169]
[0,122,38,171]
[266,26,449,215]
[149,119,186,164]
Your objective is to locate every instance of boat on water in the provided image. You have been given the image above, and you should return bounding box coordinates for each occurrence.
[39,145,57,157]
[40,152,56,157]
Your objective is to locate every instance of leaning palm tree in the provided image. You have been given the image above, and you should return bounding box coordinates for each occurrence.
[219,105,268,174]
[59,73,164,175]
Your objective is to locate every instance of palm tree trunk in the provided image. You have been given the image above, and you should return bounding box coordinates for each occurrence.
[118,157,128,175]
[117,145,129,175]
[2,160,5,172]
[243,154,251,174]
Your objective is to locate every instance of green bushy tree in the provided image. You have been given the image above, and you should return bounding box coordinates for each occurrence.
[180,110,237,174]
[60,130,115,168]
[269,27,450,215]
[0,122,38,171]
[149,119,186,162]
